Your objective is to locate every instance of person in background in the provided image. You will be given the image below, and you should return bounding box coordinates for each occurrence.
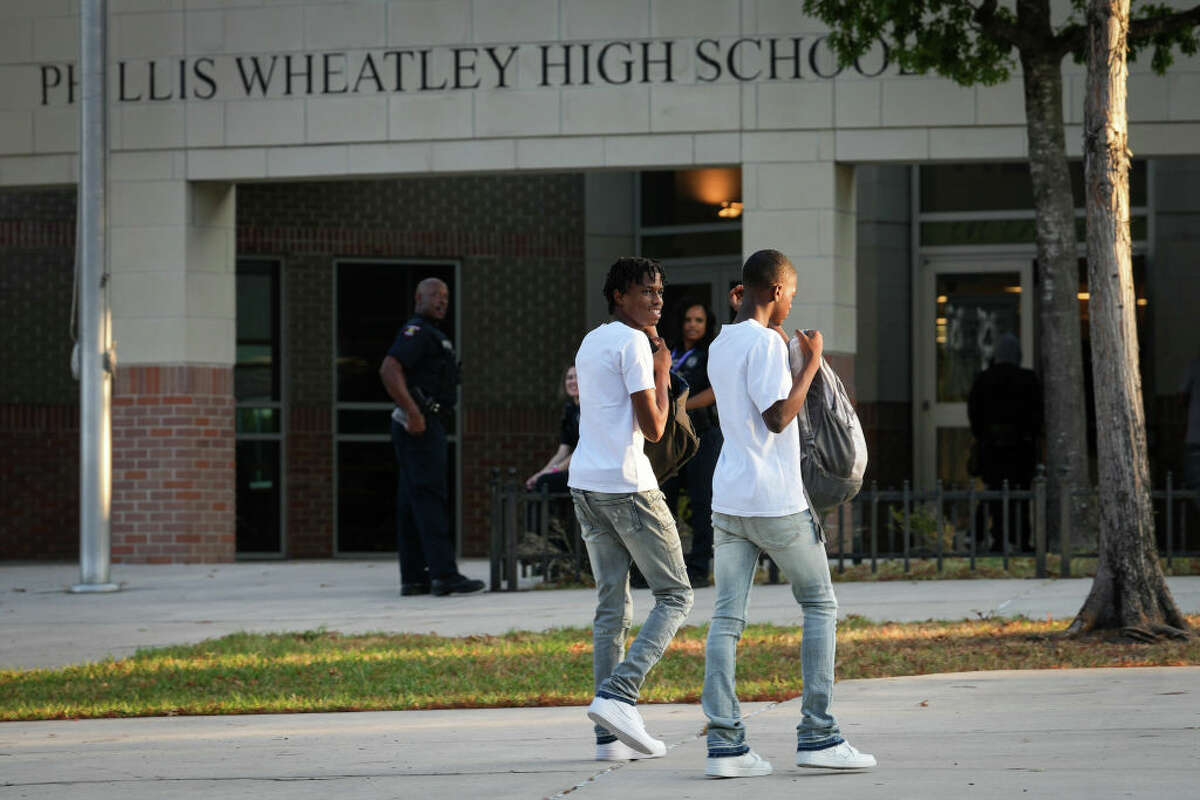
[662,299,722,586]
[967,332,1043,553]
[380,278,484,598]
[526,365,581,492]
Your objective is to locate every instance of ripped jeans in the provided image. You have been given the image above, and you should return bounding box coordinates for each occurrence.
[571,489,694,743]
[702,509,842,757]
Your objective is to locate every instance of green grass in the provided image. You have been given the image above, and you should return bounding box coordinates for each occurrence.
[3,615,1198,722]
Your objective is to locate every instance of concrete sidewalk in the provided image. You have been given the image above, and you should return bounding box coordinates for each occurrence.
[3,561,1198,799]
[1,559,1198,669]
[3,668,1197,799]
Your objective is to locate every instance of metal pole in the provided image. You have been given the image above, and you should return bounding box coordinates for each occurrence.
[935,480,944,573]
[73,0,118,594]
[489,468,501,592]
[1034,469,1047,578]
[1059,483,1072,579]
[1166,471,1174,568]
[968,483,976,572]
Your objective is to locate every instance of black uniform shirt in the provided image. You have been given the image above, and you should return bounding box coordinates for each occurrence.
[559,401,580,449]
[387,314,460,408]
[671,345,716,432]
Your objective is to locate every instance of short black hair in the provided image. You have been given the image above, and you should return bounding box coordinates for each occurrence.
[670,297,716,352]
[742,249,794,289]
[603,257,666,314]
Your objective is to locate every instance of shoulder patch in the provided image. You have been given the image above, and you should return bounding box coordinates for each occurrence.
[402,324,421,337]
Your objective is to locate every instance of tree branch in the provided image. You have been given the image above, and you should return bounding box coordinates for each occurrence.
[1055,23,1087,60]
[1129,4,1200,42]
[974,0,1038,49]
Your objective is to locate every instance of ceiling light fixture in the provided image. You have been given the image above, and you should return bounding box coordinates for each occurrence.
[717,200,743,219]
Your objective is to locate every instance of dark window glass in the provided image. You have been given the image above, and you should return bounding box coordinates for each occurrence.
[335,261,460,554]
[640,168,742,227]
[920,214,1146,246]
[920,161,1146,213]
[235,260,280,403]
[236,407,280,434]
[336,440,457,553]
[236,440,281,553]
[336,261,456,404]
[935,272,1022,403]
[641,229,742,259]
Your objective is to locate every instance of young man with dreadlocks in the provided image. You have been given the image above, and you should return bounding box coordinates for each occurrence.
[701,249,875,778]
[569,256,694,761]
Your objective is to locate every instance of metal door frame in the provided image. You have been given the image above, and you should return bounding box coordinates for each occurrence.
[234,256,287,559]
[331,258,463,558]
[914,254,1034,489]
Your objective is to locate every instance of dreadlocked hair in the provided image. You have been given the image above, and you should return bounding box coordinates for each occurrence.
[603,257,666,314]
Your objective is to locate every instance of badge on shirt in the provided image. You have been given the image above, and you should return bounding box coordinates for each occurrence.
[403,324,420,337]
[686,356,698,369]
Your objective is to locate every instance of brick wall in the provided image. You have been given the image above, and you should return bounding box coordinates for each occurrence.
[111,366,236,563]
[237,174,587,556]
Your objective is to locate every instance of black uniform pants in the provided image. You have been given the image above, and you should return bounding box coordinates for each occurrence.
[977,447,1035,553]
[391,417,458,583]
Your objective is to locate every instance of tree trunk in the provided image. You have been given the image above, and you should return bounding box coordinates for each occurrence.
[1069,0,1189,638]
[1017,11,1092,548]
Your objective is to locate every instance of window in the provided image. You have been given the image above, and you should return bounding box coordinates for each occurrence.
[235,259,283,556]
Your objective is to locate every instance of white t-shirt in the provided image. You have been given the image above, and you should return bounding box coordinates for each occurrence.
[568,321,659,493]
[708,319,809,517]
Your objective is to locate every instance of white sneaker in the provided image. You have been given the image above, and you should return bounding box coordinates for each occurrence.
[705,750,773,778]
[586,696,667,756]
[595,739,662,761]
[795,741,876,770]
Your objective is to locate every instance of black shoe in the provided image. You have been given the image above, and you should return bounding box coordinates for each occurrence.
[431,574,486,596]
[400,582,430,596]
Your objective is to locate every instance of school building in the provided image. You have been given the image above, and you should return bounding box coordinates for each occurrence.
[2,0,1197,562]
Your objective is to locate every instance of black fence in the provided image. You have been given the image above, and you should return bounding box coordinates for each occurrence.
[489,469,588,592]
[488,467,1200,591]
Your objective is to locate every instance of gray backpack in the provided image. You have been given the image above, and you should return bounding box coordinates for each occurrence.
[788,338,868,513]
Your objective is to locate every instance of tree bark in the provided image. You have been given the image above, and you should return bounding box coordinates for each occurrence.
[1069,0,1190,638]
[1017,0,1092,549]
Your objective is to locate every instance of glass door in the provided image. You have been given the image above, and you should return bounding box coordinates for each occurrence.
[916,257,1033,488]
[333,260,459,555]
[657,260,742,346]
[235,259,284,556]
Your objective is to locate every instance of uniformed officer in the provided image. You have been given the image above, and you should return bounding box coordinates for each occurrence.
[379,278,484,597]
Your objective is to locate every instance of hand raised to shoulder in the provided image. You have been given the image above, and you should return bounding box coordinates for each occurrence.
[644,328,671,373]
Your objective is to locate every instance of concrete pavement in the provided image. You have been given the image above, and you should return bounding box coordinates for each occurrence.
[3,559,1198,669]
[2,561,1198,799]
[3,668,1197,799]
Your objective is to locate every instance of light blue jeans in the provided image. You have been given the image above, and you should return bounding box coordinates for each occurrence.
[572,488,694,743]
[702,509,843,757]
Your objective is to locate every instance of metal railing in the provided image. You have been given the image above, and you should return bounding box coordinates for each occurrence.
[815,471,1198,580]
[489,467,1199,590]
[489,468,589,592]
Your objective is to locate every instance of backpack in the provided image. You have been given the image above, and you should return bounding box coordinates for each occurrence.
[644,371,700,484]
[788,338,868,513]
